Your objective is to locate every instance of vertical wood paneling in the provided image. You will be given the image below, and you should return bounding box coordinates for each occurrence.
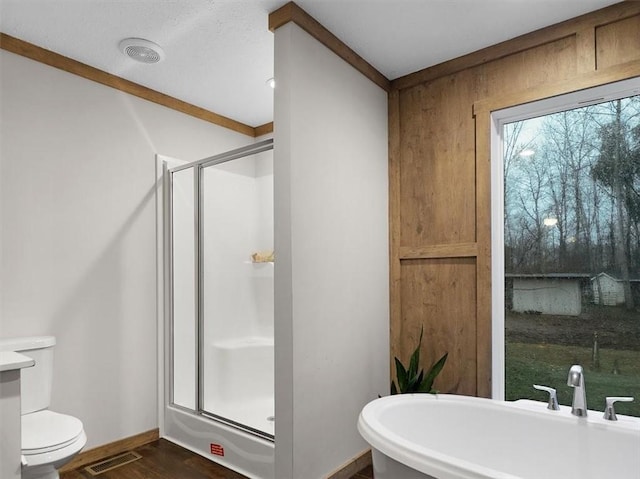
[596,14,640,69]
[576,28,597,73]
[388,89,402,369]
[480,35,577,98]
[391,2,640,397]
[397,84,425,247]
[474,110,493,398]
[399,258,477,395]
[399,73,476,247]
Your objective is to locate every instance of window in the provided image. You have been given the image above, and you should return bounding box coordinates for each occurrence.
[492,79,640,417]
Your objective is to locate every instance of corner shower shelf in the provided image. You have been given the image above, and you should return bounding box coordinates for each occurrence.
[251,251,274,263]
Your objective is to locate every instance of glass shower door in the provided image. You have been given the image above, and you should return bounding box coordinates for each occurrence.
[200,149,274,437]
[167,140,274,440]
[170,167,197,410]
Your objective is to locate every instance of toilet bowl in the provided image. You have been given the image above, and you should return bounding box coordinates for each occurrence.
[0,337,87,479]
[21,410,87,479]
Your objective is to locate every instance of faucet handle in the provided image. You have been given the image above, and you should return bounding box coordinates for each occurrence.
[603,396,634,421]
[533,384,560,410]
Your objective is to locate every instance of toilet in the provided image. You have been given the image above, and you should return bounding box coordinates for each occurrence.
[0,336,87,479]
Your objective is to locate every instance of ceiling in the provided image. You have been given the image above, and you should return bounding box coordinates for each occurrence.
[0,0,622,128]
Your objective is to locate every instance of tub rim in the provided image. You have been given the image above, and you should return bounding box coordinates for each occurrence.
[358,394,521,479]
[357,393,640,479]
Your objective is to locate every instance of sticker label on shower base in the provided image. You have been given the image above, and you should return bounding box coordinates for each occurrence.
[210,443,225,456]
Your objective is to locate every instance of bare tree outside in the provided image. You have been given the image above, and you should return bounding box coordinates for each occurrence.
[503,95,640,416]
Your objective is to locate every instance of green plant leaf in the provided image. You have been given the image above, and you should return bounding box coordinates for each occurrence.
[408,350,419,379]
[395,357,408,392]
[408,326,424,379]
[406,377,417,392]
[390,326,447,395]
[421,352,448,393]
[410,370,425,393]
[417,381,430,393]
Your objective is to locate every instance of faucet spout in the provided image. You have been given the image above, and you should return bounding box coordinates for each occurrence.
[567,365,587,417]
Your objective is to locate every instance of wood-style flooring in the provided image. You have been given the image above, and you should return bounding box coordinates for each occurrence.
[60,439,374,479]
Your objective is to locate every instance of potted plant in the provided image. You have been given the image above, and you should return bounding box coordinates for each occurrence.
[391,326,448,394]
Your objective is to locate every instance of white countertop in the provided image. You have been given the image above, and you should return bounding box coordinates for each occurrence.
[0,351,35,372]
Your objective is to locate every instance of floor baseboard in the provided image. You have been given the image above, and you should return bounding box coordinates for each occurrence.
[325,449,372,479]
[59,428,159,473]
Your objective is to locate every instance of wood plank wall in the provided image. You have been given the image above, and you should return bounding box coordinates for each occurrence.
[389,1,640,397]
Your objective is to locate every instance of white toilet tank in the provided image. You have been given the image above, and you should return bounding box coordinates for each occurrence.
[0,336,55,414]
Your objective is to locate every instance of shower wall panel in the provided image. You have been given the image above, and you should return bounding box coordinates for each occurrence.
[201,152,273,342]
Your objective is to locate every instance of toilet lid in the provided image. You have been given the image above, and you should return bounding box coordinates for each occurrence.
[22,410,84,453]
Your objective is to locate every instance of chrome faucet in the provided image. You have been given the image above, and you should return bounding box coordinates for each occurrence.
[533,384,560,410]
[603,396,634,421]
[567,365,587,417]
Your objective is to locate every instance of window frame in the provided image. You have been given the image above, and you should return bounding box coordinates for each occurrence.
[490,77,640,400]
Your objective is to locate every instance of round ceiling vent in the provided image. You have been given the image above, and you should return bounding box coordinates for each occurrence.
[119,38,165,64]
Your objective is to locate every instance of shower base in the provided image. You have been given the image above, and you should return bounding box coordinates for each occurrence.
[205,396,275,437]
[163,405,274,479]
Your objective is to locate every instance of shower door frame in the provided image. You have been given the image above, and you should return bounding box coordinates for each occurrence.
[167,138,274,436]
[157,140,275,479]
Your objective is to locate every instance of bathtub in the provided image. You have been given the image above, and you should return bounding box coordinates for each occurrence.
[358,394,640,479]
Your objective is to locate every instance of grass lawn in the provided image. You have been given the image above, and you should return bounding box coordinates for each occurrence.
[506,342,640,417]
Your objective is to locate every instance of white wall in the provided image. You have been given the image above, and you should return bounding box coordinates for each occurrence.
[274,23,389,479]
[0,50,252,449]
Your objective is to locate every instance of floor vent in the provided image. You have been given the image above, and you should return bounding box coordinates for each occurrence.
[84,451,142,475]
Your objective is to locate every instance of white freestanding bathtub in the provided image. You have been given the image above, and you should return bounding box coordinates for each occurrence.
[358,394,640,479]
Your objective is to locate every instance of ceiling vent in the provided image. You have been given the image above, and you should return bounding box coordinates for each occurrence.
[119,38,165,64]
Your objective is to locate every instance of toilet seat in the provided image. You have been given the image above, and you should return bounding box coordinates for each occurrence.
[22,410,85,455]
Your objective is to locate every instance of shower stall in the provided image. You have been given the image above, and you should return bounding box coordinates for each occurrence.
[160,140,275,479]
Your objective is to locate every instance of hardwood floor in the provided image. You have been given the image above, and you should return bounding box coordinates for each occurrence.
[60,439,374,479]
[351,464,374,479]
